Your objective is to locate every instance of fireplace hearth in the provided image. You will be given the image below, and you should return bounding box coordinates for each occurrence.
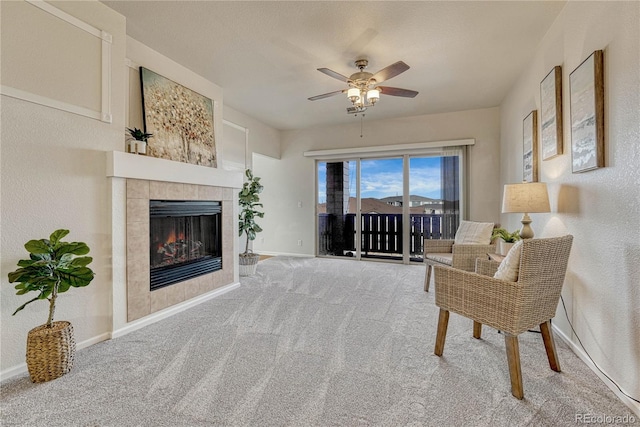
[149,200,222,290]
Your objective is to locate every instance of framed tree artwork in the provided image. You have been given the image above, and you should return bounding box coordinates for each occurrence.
[540,66,563,160]
[570,50,604,173]
[140,67,217,168]
[523,110,538,182]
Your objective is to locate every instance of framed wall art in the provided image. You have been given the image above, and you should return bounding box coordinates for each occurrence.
[569,50,604,173]
[523,110,538,182]
[140,67,217,168]
[540,66,563,160]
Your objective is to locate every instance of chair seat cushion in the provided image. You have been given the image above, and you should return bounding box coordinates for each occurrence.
[493,239,523,282]
[426,253,453,265]
[454,220,494,245]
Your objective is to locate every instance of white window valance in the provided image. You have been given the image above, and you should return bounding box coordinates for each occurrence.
[303,139,474,160]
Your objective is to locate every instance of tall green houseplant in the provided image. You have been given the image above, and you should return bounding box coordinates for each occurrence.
[239,169,264,255]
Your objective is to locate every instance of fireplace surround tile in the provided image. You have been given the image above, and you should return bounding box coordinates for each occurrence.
[128,294,150,322]
[223,188,234,201]
[127,178,235,322]
[197,185,223,201]
[127,179,150,199]
[166,281,186,307]
[184,279,202,300]
[184,184,199,200]
[150,181,184,200]
[150,287,169,312]
[202,272,222,292]
[165,182,185,200]
[127,224,149,261]
[127,199,149,226]
[128,278,148,300]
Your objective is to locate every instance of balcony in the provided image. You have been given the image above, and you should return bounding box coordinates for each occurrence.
[318,213,458,261]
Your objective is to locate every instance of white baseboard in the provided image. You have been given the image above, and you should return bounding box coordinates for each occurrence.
[111,282,240,339]
[1,283,240,383]
[0,363,27,383]
[257,251,313,258]
[552,324,640,418]
[1,332,111,383]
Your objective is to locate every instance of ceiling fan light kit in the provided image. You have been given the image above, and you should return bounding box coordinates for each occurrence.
[309,58,419,114]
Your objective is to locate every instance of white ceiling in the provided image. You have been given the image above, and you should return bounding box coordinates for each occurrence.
[102,1,566,131]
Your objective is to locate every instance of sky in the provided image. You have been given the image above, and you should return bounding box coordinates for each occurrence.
[317,157,442,203]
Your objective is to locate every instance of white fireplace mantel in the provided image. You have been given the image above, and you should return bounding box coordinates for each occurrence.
[106,151,243,188]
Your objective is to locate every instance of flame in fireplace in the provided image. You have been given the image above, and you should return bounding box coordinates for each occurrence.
[157,230,186,251]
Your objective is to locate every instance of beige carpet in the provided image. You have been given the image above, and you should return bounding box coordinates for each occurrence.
[1,256,634,426]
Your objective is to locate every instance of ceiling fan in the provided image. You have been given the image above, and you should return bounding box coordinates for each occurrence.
[308,59,419,114]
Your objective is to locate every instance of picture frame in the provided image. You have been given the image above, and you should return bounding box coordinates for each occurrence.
[523,110,538,182]
[540,66,563,160]
[570,50,604,173]
[140,67,217,168]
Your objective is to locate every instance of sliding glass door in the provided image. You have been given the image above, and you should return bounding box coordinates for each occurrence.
[360,158,404,260]
[317,148,463,263]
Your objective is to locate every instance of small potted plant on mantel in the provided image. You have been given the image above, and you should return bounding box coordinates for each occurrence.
[238,169,264,276]
[8,229,95,382]
[126,127,153,155]
[491,227,521,256]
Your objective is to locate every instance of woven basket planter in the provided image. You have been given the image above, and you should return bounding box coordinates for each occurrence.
[26,321,76,383]
[239,253,260,276]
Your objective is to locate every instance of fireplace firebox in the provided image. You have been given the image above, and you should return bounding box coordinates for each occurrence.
[149,200,222,291]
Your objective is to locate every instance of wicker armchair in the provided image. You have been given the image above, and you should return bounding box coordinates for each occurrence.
[423,238,496,292]
[432,235,573,399]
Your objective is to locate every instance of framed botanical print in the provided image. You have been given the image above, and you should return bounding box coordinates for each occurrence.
[523,110,538,182]
[570,50,604,173]
[540,66,563,160]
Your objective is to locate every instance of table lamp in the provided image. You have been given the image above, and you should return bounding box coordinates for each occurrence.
[502,182,550,239]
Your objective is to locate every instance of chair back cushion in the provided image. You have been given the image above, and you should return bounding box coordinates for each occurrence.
[493,239,523,282]
[454,221,494,245]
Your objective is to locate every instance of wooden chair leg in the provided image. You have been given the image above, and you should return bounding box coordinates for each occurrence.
[473,321,482,339]
[424,264,432,292]
[434,309,450,356]
[540,320,561,372]
[504,334,524,399]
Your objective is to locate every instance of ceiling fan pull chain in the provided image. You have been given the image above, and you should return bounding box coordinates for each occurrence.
[360,114,365,138]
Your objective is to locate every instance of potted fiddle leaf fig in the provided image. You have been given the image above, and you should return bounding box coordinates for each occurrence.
[238,169,264,276]
[126,127,153,154]
[8,229,95,382]
[491,227,521,256]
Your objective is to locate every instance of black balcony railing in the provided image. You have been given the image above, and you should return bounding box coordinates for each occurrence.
[318,213,459,260]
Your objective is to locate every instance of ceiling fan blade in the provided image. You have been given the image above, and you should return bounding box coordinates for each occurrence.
[317,68,350,82]
[378,86,419,98]
[371,61,410,83]
[308,89,345,101]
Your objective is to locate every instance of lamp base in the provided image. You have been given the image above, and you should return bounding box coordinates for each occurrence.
[519,213,535,239]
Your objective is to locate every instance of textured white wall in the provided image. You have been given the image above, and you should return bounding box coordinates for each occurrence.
[0,1,127,375]
[500,1,640,411]
[254,107,501,256]
[221,106,281,254]
[223,105,281,163]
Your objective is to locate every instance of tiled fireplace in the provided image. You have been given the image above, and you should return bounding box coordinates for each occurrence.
[126,179,235,321]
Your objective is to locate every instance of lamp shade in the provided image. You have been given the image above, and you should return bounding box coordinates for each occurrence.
[347,88,360,101]
[367,88,380,101]
[502,182,550,213]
